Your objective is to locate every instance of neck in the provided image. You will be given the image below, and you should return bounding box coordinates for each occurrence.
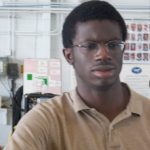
[77,82,130,121]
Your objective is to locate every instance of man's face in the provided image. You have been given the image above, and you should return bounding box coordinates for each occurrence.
[64,20,124,90]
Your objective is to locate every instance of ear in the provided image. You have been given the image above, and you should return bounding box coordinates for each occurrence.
[63,48,74,65]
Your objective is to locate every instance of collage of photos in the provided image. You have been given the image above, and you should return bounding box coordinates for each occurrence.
[123,20,150,64]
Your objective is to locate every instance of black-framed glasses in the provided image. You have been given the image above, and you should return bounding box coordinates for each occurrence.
[72,40,125,55]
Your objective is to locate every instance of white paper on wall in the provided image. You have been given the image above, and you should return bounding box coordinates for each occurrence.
[120,64,150,99]
[24,58,61,95]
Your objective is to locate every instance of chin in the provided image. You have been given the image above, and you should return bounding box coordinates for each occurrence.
[92,78,118,91]
[97,84,114,91]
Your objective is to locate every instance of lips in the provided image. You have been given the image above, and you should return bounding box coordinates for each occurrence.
[91,65,115,78]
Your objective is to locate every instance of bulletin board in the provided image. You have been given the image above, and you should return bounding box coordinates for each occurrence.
[24,58,61,95]
[123,19,150,64]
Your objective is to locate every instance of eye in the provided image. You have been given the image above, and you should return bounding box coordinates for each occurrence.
[107,42,121,50]
[83,42,98,50]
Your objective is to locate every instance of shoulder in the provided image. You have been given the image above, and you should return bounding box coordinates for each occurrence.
[131,89,150,104]
[10,92,74,149]
[130,89,150,116]
[124,82,150,106]
[5,93,74,150]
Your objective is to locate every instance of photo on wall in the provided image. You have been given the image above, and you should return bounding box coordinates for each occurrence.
[123,20,150,64]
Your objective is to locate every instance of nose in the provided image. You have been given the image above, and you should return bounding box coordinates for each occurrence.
[94,45,112,61]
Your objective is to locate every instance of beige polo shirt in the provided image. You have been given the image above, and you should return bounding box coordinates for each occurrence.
[5,86,150,150]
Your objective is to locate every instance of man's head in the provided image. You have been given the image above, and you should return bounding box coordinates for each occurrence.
[62,1,127,90]
[62,0,127,48]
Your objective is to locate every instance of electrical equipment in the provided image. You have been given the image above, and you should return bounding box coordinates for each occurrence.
[7,63,19,79]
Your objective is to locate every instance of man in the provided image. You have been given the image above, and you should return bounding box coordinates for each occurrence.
[5,1,150,150]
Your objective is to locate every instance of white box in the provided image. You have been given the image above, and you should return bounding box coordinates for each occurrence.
[0,108,7,125]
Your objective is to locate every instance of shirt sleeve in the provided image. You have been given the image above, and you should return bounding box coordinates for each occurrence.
[5,103,54,150]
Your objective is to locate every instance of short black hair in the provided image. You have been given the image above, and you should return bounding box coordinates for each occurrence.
[62,0,127,48]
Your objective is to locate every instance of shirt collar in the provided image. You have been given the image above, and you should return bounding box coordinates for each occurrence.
[70,84,143,116]
[126,85,143,116]
[70,88,90,112]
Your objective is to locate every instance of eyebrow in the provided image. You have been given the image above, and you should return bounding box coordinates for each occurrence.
[80,39,123,44]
